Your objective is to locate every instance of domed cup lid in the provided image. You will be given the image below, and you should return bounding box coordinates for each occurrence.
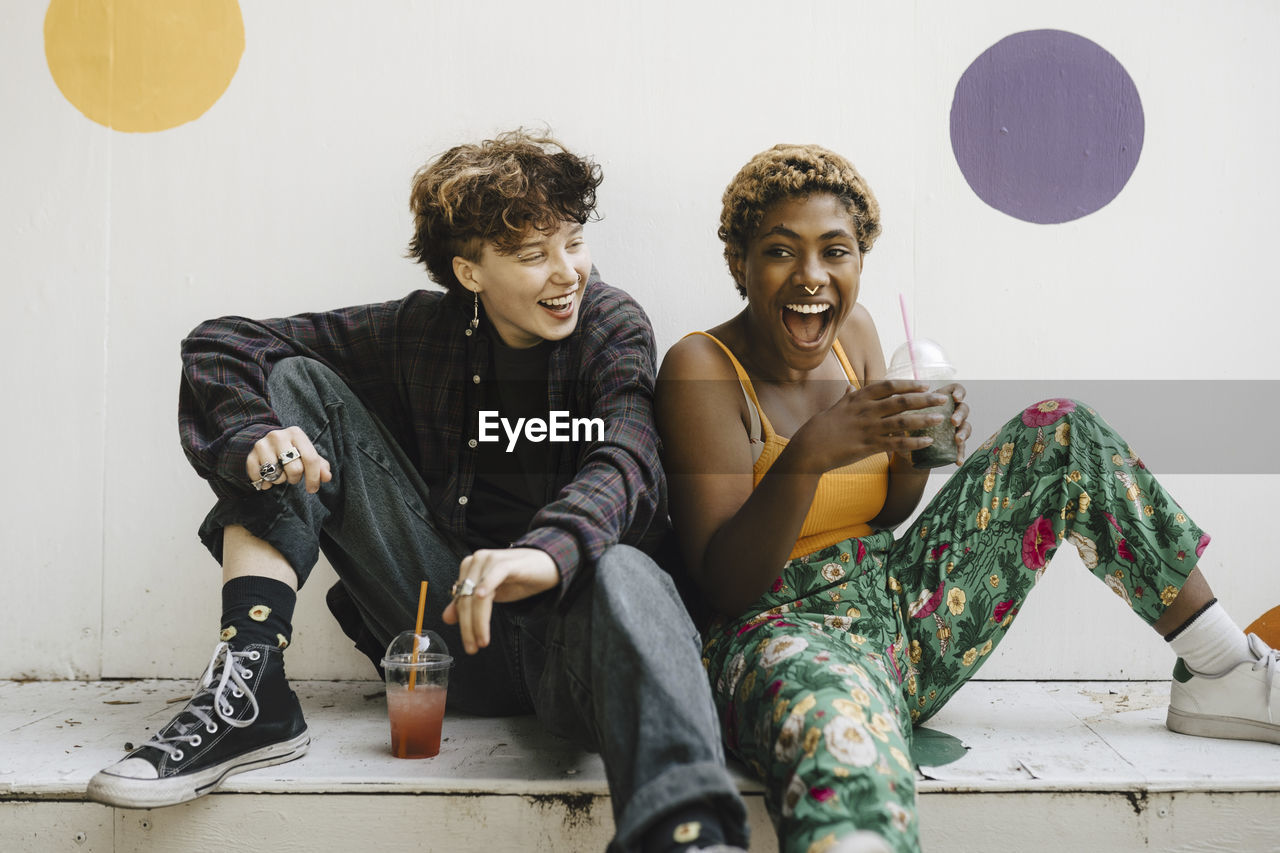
[382,630,452,669]
[885,338,955,381]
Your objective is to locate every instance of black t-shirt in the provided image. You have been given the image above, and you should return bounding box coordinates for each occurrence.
[466,337,556,551]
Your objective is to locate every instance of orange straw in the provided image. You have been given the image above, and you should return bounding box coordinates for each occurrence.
[408,580,428,691]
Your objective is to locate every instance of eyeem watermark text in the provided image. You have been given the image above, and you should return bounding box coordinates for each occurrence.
[478,410,604,452]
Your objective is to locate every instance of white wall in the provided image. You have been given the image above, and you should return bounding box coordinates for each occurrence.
[3,0,1277,681]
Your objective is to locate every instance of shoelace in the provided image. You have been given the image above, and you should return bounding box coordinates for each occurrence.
[1253,636,1280,725]
[146,642,262,762]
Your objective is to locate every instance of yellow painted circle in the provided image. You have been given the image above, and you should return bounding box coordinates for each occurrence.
[44,0,244,133]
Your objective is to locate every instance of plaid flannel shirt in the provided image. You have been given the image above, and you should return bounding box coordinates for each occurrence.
[178,274,667,599]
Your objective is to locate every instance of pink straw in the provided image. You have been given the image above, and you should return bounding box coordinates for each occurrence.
[898,293,919,380]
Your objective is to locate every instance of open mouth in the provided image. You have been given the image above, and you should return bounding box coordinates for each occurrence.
[538,290,576,317]
[781,302,834,347]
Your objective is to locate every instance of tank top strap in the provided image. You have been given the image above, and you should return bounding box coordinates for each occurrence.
[831,338,863,389]
[682,331,774,440]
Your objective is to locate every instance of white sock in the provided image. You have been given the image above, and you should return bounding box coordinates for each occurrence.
[1165,601,1252,675]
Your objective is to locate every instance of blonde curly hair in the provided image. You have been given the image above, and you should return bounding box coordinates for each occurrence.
[718,144,881,297]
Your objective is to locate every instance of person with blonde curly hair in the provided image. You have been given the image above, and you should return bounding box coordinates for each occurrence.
[657,144,1275,852]
[89,129,751,853]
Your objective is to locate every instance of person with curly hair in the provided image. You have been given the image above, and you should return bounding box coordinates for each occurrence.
[656,143,1276,853]
[89,130,750,853]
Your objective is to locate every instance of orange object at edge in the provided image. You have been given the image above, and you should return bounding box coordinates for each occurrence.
[1245,604,1280,648]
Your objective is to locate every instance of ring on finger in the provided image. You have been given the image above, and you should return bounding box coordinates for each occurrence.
[451,577,477,598]
[279,446,302,466]
[259,461,284,482]
[250,477,268,491]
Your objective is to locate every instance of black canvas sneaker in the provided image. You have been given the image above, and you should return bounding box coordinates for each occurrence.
[87,642,309,808]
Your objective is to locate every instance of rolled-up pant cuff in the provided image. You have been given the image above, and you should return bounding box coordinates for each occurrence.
[611,762,749,853]
[198,493,320,588]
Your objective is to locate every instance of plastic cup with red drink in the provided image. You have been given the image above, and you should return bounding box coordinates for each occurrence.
[382,630,452,759]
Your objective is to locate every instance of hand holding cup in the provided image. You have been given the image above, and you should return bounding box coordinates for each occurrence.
[884,339,968,468]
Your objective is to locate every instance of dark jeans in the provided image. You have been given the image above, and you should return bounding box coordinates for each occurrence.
[197,358,747,852]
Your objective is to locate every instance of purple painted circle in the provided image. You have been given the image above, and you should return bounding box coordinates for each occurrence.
[950,30,1144,224]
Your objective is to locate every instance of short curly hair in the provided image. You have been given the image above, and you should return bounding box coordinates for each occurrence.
[718,144,882,297]
[408,129,603,292]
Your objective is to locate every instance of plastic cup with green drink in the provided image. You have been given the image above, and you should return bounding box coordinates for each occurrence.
[884,338,958,469]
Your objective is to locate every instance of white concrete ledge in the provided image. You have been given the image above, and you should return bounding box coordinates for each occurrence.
[3,680,1278,851]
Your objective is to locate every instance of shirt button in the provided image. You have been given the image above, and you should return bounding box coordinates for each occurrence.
[468,439,478,449]
[458,495,469,506]
[465,328,473,337]
[472,374,481,384]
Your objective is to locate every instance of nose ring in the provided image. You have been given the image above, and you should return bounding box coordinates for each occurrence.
[803,285,820,295]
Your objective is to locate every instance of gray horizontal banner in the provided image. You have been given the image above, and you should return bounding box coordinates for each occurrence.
[955,380,1265,476]
[653,380,1277,475]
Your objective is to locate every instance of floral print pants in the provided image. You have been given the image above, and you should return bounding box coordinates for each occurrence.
[702,400,1209,853]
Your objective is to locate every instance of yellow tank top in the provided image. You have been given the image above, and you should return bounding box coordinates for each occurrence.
[687,332,890,560]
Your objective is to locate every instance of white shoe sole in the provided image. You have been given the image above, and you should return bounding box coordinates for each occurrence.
[86,731,310,809]
[1166,707,1280,745]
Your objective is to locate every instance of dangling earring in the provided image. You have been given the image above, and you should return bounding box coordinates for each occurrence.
[470,292,480,330]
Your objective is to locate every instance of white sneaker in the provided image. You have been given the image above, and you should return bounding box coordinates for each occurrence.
[1167,632,1280,744]
[832,831,894,853]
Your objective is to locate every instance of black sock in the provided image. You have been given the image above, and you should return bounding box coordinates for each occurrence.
[642,803,727,853]
[219,576,296,651]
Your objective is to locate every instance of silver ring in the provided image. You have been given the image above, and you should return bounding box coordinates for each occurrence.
[251,477,268,491]
[280,447,302,466]
[259,461,283,482]
[452,578,477,598]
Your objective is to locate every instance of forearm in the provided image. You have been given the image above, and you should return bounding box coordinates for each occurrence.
[179,301,405,494]
[180,318,292,493]
[516,441,665,600]
[521,297,665,598]
[695,453,822,617]
[870,452,929,529]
